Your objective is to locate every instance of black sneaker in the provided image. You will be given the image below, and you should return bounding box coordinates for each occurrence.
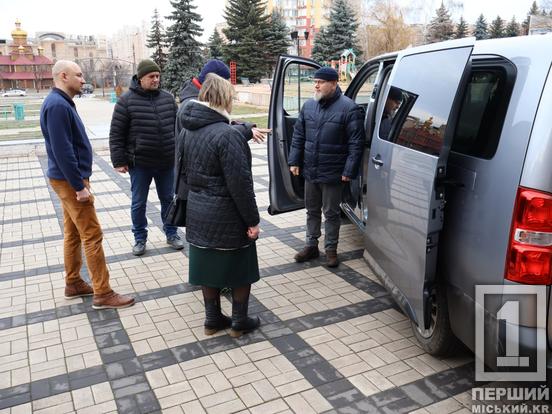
[132,241,146,256]
[167,235,184,250]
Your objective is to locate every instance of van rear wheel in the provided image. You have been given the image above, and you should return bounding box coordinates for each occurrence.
[411,284,461,356]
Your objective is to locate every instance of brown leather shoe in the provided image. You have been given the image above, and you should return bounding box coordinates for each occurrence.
[92,291,135,309]
[65,279,94,299]
[326,249,339,268]
[294,246,320,263]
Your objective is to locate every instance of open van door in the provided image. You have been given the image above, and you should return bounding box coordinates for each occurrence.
[267,55,320,215]
[364,38,475,330]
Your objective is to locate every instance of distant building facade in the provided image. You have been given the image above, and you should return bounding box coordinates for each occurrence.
[0,20,53,91]
[529,15,552,35]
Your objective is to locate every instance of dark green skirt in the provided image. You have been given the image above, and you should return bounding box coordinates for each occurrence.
[188,242,260,288]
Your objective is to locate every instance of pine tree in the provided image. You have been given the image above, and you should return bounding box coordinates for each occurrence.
[164,0,204,94]
[505,16,520,37]
[473,14,489,40]
[522,1,540,35]
[489,16,506,38]
[311,27,332,64]
[455,16,469,38]
[426,2,455,43]
[310,0,361,63]
[208,29,224,60]
[146,9,168,73]
[223,0,271,82]
[263,11,290,75]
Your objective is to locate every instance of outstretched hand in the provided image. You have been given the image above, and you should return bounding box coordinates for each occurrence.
[251,128,271,143]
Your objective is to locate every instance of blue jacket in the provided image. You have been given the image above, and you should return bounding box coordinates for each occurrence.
[40,88,92,191]
[288,86,365,183]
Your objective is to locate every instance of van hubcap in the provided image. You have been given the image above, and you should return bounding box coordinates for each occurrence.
[416,291,438,339]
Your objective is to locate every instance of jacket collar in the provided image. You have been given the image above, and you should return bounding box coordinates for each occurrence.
[52,87,75,107]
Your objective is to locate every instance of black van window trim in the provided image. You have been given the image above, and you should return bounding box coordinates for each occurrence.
[450,56,517,160]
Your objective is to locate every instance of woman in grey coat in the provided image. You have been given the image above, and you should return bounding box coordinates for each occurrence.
[175,73,261,338]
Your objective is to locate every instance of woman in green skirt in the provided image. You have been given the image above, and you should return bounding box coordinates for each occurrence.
[175,73,261,338]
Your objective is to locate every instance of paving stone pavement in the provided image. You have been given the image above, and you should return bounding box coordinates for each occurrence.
[0,144,540,413]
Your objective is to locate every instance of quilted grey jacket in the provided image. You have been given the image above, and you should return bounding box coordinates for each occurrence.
[176,100,259,249]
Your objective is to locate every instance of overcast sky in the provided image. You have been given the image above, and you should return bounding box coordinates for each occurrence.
[0,0,542,42]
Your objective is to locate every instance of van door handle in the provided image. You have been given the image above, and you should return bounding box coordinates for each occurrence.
[371,156,384,168]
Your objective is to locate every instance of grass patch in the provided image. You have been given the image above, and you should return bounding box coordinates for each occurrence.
[233,115,268,129]
[232,103,268,116]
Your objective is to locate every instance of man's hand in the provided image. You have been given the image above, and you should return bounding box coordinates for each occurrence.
[290,166,300,176]
[341,176,351,182]
[76,187,91,202]
[247,225,260,240]
[115,166,129,173]
[251,127,270,144]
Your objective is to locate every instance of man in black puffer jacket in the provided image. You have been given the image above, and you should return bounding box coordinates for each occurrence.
[289,67,365,268]
[109,59,184,256]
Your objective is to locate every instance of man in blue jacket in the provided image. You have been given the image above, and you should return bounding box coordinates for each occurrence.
[289,67,365,267]
[41,60,134,309]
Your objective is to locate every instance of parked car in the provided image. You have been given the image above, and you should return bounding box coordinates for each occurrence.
[2,89,26,97]
[268,35,552,380]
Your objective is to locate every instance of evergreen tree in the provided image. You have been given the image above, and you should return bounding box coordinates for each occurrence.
[146,9,168,73]
[455,16,469,38]
[164,0,204,94]
[223,0,271,82]
[426,2,454,43]
[310,0,361,63]
[473,14,489,40]
[505,16,521,37]
[263,11,290,75]
[522,1,540,34]
[311,27,332,64]
[489,15,506,38]
[208,29,224,60]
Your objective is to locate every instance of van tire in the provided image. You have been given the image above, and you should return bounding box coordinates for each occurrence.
[410,283,462,356]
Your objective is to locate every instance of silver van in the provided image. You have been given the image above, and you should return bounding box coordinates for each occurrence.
[267,35,551,381]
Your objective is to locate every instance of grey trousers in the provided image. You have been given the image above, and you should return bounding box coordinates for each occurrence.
[304,180,343,250]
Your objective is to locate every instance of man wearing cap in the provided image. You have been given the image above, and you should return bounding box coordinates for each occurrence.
[379,86,403,139]
[288,67,365,267]
[109,59,184,256]
[175,59,268,143]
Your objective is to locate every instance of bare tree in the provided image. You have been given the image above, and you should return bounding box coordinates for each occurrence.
[359,0,416,58]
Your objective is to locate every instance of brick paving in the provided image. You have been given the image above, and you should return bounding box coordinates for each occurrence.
[0,144,537,413]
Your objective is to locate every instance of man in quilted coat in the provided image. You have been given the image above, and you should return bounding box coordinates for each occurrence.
[288,67,365,268]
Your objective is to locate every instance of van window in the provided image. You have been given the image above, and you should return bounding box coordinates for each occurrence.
[378,47,474,156]
[452,68,511,159]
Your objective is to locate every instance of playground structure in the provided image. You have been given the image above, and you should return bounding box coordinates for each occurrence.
[329,49,357,82]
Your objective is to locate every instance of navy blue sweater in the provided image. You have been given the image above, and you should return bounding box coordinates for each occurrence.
[40,88,92,191]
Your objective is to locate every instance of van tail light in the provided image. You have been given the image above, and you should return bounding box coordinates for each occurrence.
[506,187,552,285]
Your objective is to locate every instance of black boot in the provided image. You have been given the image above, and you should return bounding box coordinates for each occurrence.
[204,297,232,335]
[230,300,260,338]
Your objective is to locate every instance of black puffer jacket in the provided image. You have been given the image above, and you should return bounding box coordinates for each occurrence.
[175,78,254,141]
[109,76,177,169]
[176,100,259,249]
[288,86,365,183]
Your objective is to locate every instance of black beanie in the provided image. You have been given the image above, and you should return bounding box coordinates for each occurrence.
[137,59,161,79]
[313,67,338,81]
